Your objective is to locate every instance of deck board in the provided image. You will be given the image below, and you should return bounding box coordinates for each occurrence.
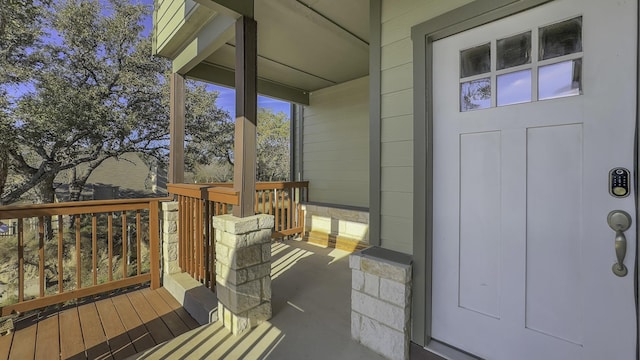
[59,307,85,360]
[95,297,136,360]
[2,287,200,360]
[156,288,200,330]
[140,288,191,337]
[126,291,173,345]
[9,315,38,360]
[110,293,156,353]
[77,302,113,360]
[34,313,59,360]
[0,332,13,360]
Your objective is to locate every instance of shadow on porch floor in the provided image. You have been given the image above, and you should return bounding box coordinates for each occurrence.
[132,240,391,360]
[135,241,446,360]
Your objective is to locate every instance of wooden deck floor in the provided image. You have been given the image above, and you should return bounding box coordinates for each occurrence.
[0,287,201,360]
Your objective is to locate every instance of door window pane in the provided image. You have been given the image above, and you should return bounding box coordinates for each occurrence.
[497,32,531,70]
[461,78,491,112]
[497,70,532,106]
[460,43,491,78]
[538,59,582,100]
[539,17,582,60]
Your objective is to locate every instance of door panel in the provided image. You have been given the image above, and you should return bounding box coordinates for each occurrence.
[430,0,637,359]
[525,124,582,345]
[459,131,502,319]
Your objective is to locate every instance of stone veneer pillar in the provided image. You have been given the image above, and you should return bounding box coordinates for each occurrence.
[350,247,413,360]
[161,201,180,275]
[213,214,274,335]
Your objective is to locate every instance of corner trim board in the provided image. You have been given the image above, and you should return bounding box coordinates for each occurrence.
[369,0,382,247]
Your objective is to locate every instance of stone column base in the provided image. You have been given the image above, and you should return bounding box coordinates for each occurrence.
[214,214,274,335]
[350,246,413,360]
[219,300,272,335]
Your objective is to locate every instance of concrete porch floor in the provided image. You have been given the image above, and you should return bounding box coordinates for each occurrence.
[132,240,389,360]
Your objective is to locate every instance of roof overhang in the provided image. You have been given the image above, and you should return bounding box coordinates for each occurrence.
[154,0,370,105]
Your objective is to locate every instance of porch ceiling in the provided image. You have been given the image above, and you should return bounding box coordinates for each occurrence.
[184,0,370,104]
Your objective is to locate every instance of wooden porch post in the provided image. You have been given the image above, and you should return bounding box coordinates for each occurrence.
[232,16,257,218]
[169,72,185,184]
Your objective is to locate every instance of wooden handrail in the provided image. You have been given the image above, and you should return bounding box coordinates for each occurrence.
[195,181,310,191]
[0,197,172,219]
[0,198,163,316]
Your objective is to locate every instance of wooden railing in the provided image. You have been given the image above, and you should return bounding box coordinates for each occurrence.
[166,184,239,290]
[203,182,309,237]
[167,181,309,290]
[0,198,164,316]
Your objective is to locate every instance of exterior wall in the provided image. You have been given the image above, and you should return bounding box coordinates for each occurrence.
[153,0,215,57]
[379,0,472,254]
[303,76,370,208]
[155,0,195,51]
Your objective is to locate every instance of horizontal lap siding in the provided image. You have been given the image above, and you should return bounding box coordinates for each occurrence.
[155,0,198,53]
[304,77,370,208]
[379,0,472,254]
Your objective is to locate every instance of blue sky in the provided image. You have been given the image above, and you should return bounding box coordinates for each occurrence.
[137,0,291,118]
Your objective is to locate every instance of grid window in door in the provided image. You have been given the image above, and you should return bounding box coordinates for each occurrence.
[459,17,583,112]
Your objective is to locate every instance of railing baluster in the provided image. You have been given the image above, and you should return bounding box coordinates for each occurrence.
[182,196,187,275]
[196,199,202,281]
[204,201,210,288]
[39,216,45,298]
[122,211,127,279]
[58,215,63,294]
[136,210,141,276]
[193,198,197,279]
[256,190,267,214]
[187,197,193,276]
[184,196,188,272]
[200,200,205,281]
[275,190,280,232]
[92,214,97,286]
[76,215,81,289]
[288,188,292,232]
[108,212,113,282]
[178,196,184,271]
[149,200,160,290]
[18,218,24,302]
[280,190,285,232]
[255,191,259,213]
[209,201,216,290]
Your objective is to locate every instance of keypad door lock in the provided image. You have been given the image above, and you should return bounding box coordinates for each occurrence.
[609,168,630,198]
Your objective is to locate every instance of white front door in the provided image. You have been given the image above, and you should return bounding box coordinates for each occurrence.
[431,0,637,359]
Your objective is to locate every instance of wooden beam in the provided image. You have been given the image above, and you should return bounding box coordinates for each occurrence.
[186,62,311,105]
[232,16,257,218]
[169,72,185,184]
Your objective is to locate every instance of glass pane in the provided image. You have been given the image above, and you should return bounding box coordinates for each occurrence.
[461,78,491,112]
[538,59,582,100]
[539,17,582,60]
[497,70,532,106]
[460,43,491,78]
[497,32,531,70]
